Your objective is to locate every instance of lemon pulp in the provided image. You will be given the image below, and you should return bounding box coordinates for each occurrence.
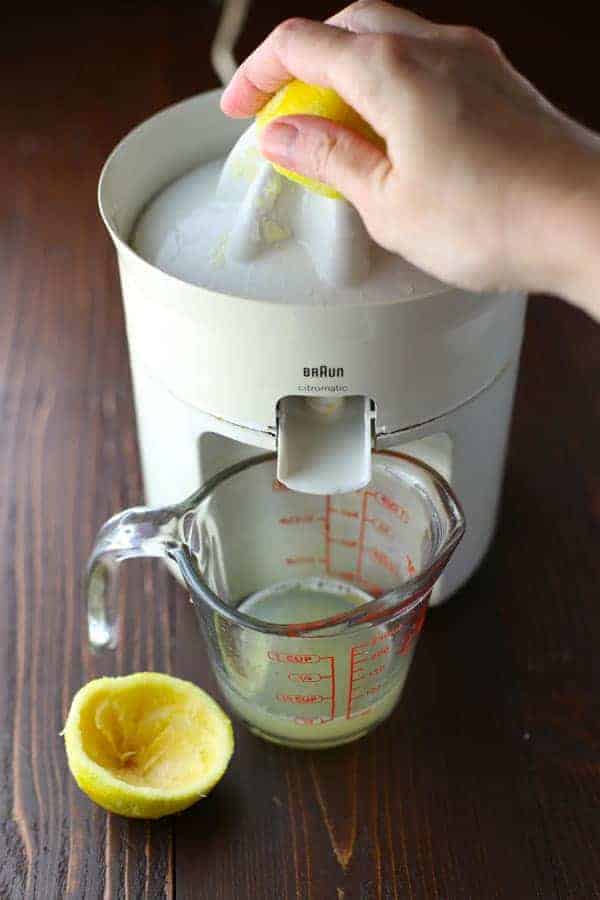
[256,80,384,199]
[63,672,234,818]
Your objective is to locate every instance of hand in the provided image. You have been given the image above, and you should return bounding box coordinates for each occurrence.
[222,1,600,318]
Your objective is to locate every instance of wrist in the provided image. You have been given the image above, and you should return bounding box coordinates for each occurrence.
[520,132,600,317]
[554,151,600,318]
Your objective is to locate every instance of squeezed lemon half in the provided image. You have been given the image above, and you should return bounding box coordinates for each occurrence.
[256,79,384,199]
[63,673,234,819]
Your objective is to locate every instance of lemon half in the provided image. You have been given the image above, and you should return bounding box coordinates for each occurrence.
[63,673,234,819]
[256,80,384,199]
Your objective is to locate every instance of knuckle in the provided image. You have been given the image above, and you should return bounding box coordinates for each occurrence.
[344,0,376,10]
[273,17,308,44]
[472,28,501,55]
[365,33,405,69]
[340,34,406,109]
[333,0,384,21]
[454,25,482,42]
[277,17,306,32]
[335,0,390,33]
[311,133,339,182]
[485,35,503,56]
[351,0,384,12]
[352,32,379,58]
[450,24,496,50]
[368,155,393,194]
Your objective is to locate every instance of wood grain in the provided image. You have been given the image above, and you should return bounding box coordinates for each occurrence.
[1,2,599,898]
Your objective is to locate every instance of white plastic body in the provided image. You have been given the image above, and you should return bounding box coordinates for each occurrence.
[99,89,527,606]
[128,356,518,605]
[277,396,373,493]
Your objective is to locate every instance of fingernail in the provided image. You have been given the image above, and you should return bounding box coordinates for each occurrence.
[220,82,241,116]
[220,83,233,110]
[260,122,299,162]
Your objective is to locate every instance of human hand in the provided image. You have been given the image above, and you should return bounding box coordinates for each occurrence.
[222,1,600,316]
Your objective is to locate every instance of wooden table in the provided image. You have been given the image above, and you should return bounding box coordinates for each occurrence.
[2,2,599,897]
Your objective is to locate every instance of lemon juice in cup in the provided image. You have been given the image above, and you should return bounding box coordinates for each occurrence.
[214,576,422,748]
[86,452,464,749]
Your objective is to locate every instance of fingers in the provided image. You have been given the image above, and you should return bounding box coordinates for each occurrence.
[221,15,423,133]
[329,2,496,50]
[327,0,435,37]
[221,3,434,119]
[221,18,356,117]
[259,115,391,211]
[222,71,274,119]
[220,2,500,121]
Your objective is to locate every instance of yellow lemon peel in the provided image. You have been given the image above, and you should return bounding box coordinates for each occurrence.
[256,80,384,199]
[63,673,234,819]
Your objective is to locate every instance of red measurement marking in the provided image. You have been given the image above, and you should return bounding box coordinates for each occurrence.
[355,491,370,579]
[354,618,406,652]
[268,651,322,664]
[330,538,358,549]
[346,646,355,718]
[270,654,336,721]
[279,514,322,525]
[330,569,358,582]
[277,693,326,705]
[371,492,409,523]
[397,605,427,655]
[374,619,405,643]
[366,516,393,536]
[327,571,384,597]
[329,653,336,720]
[288,671,328,683]
[351,663,366,679]
[350,657,371,672]
[330,507,360,519]
[285,555,318,566]
[323,495,332,575]
[406,554,417,577]
[356,577,384,597]
[367,546,400,577]
[347,610,423,716]
[346,643,366,719]
[272,479,289,492]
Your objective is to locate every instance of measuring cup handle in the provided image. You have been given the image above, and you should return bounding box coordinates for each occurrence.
[86,505,179,652]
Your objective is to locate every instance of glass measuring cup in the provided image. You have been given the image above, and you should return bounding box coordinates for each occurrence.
[86,452,464,749]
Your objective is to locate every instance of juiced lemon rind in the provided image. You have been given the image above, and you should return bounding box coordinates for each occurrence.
[63,672,234,819]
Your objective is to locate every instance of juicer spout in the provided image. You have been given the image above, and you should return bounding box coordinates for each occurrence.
[276,396,373,495]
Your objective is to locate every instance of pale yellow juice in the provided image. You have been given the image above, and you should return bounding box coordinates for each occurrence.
[216,578,417,748]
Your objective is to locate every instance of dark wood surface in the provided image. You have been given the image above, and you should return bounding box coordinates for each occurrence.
[2,2,599,898]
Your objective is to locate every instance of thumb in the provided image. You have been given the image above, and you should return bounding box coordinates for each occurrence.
[259,115,391,208]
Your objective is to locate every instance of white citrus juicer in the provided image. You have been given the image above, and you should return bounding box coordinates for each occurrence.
[98,71,526,605]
